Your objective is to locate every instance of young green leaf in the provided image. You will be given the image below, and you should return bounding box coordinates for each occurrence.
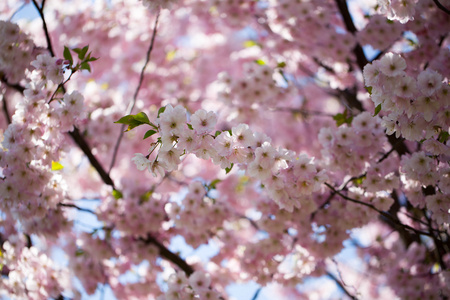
[373,104,382,116]
[79,45,89,60]
[134,112,150,125]
[209,179,222,189]
[187,123,193,130]
[51,161,64,171]
[63,46,73,64]
[80,62,91,72]
[215,131,221,137]
[143,130,157,139]
[157,106,166,118]
[112,189,123,200]
[225,163,234,174]
[255,59,266,65]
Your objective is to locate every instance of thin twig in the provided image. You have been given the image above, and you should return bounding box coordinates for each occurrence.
[327,271,357,300]
[324,183,433,237]
[31,0,55,57]
[433,0,450,14]
[251,287,262,300]
[141,234,195,276]
[1,94,11,124]
[109,12,160,173]
[335,0,368,71]
[58,202,96,214]
[273,107,334,117]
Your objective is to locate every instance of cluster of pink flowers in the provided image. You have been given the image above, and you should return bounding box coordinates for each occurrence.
[0,51,83,234]
[357,15,403,51]
[165,181,231,248]
[132,104,328,212]
[377,0,417,24]
[157,270,221,300]
[0,21,34,84]
[1,239,70,300]
[97,188,167,237]
[216,63,294,112]
[364,52,449,142]
[319,112,387,176]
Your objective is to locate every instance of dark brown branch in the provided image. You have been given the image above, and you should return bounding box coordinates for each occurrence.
[251,287,262,300]
[109,12,160,173]
[68,128,116,188]
[31,0,55,57]
[327,271,357,300]
[2,94,11,124]
[324,183,433,237]
[58,202,96,215]
[142,235,194,276]
[335,0,369,71]
[433,0,450,14]
[27,0,195,283]
[0,75,25,93]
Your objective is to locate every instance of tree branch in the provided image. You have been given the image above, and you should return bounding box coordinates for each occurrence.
[109,11,160,173]
[1,94,11,124]
[327,271,357,300]
[433,0,450,15]
[28,2,194,280]
[31,0,55,57]
[141,234,195,276]
[335,0,368,71]
[58,202,97,215]
[324,183,434,237]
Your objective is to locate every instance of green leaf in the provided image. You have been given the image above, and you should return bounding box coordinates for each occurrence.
[112,189,123,200]
[80,62,91,72]
[143,130,157,139]
[438,131,449,143]
[333,113,346,127]
[140,190,153,203]
[51,161,64,171]
[365,86,372,95]
[78,45,89,60]
[115,115,135,125]
[115,114,152,132]
[157,106,166,118]
[215,130,221,137]
[277,62,286,68]
[373,104,382,117]
[255,59,266,65]
[352,175,365,185]
[333,109,353,127]
[225,163,234,174]
[209,179,222,190]
[187,123,194,130]
[243,40,258,48]
[63,46,73,64]
[134,112,150,125]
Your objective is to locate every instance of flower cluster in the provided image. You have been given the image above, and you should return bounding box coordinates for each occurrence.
[132,105,328,212]
[363,52,449,142]
[0,21,35,84]
[97,189,167,237]
[319,112,387,176]
[165,181,231,248]
[1,240,70,300]
[377,0,417,24]
[0,54,84,234]
[157,271,220,300]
